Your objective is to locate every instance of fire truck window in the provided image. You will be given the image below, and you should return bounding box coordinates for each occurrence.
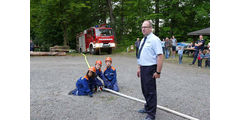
[96,29,113,36]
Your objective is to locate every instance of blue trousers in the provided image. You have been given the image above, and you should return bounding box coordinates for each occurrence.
[140,65,157,119]
[162,47,165,56]
[198,59,202,67]
[205,59,210,67]
[179,54,183,64]
[104,80,119,92]
[192,50,199,64]
[165,48,169,59]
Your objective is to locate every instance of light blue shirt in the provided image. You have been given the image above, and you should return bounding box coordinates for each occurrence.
[137,33,163,66]
[172,38,177,46]
[161,41,165,47]
[178,46,184,55]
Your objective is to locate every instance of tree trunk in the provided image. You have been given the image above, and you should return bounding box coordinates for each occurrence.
[99,0,107,24]
[106,0,117,42]
[120,0,124,41]
[155,0,159,36]
[137,0,142,17]
[63,23,68,46]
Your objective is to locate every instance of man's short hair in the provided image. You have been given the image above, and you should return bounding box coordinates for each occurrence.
[144,20,153,28]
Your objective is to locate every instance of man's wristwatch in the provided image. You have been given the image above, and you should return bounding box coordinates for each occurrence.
[156,72,161,74]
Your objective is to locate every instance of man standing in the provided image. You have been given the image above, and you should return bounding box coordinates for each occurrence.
[171,35,177,58]
[164,37,171,59]
[30,39,34,51]
[161,38,165,56]
[190,35,205,65]
[137,20,163,120]
[135,38,141,58]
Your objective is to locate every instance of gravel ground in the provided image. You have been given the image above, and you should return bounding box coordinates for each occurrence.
[30,55,209,120]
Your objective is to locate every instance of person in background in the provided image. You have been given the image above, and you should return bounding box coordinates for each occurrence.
[197,50,205,68]
[103,57,119,92]
[161,38,165,57]
[171,36,177,58]
[208,42,210,51]
[135,38,141,58]
[190,35,205,65]
[204,49,210,68]
[165,37,171,59]
[178,45,184,64]
[30,39,34,51]
[68,67,97,97]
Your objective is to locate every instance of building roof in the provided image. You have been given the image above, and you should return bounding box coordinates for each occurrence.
[187,27,210,36]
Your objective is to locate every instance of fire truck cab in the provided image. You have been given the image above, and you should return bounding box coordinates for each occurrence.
[76,24,115,55]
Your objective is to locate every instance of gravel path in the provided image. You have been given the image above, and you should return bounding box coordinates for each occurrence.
[30,55,209,120]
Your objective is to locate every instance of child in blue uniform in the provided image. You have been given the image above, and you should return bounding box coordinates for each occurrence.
[68,67,97,97]
[89,60,106,92]
[103,57,119,92]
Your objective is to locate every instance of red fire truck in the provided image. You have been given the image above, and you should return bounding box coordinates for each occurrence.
[76,24,115,55]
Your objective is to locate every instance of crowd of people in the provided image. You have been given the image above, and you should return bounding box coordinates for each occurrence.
[135,34,210,68]
[160,36,177,59]
[189,35,210,68]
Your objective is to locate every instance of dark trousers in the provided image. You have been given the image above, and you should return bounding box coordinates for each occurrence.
[140,65,157,119]
[205,59,210,67]
[198,59,202,67]
[192,50,199,64]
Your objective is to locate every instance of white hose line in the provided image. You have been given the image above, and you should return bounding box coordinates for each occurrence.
[97,76,105,86]
[81,54,199,120]
[103,88,199,120]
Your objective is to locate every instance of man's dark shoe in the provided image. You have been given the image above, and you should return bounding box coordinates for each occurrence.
[142,116,155,120]
[138,108,147,113]
[88,93,93,97]
[68,90,74,95]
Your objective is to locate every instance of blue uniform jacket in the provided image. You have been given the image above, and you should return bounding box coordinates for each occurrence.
[104,66,119,92]
[95,69,106,85]
[72,76,92,96]
[88,69,105,91]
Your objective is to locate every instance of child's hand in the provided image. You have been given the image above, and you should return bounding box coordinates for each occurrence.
[97,86,103,92]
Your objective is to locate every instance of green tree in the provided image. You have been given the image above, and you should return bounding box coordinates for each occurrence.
[31,0,210,51]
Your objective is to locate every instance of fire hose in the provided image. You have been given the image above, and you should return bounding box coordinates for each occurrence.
[81,53,90,68]
[81,53,200,120]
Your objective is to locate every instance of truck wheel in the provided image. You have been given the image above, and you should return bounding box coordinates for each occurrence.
[108,48,112,54]
[90,46,94,54]
[95,48,99,55]
[90,46,98,55]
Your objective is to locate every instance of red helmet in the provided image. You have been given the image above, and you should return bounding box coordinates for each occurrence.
[88,66,96,73]
[105,57,112,62]
[95,60,102,66]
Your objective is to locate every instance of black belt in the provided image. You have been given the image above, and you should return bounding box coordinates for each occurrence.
[140,64,157,68]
